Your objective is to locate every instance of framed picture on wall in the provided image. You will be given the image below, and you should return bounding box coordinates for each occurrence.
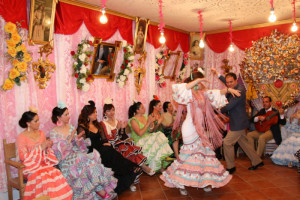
[133,17,150,54]
[190,32,205,60]
[28,0,58,45]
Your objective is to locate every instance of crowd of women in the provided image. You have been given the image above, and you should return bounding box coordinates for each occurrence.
[15,70,299,199]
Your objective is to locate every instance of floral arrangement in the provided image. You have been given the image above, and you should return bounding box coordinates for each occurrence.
[2,22,32,91]
[116,41,134,88]
[155,48,169,88]
[240,30,300,102]
[176,52,189,83]
[71,38,94,92]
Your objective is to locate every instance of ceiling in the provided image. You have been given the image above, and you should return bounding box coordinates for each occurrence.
[76,0,300,32]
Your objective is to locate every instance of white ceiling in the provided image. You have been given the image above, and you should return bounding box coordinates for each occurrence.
[76,0,300,32]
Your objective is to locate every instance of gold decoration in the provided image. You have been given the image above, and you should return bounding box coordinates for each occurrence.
[32,42,56,89]
[134,53,146,95]
[220,59,232,74]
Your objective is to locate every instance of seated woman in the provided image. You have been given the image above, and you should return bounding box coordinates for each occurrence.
[77,101,142,194]
[271,106,300,167]
[99,98,155,175]
[161,101,182,159]
[128,101,173,172]
[49,102,117,199]
[17,108,73,200]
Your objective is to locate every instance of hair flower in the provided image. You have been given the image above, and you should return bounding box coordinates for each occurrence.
[104,98,113,105]
[58,101,66,109]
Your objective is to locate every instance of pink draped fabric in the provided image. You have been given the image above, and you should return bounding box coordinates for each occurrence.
[0,16,186,191]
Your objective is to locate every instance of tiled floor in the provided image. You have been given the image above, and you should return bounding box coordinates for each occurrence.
[116,156,299,200]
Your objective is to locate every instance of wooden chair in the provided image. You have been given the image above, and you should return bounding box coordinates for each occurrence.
[3,139,26,200]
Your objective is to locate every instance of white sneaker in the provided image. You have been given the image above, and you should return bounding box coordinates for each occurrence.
[203,186,212,192]
[179,188,188,196]
[130,185,137,192]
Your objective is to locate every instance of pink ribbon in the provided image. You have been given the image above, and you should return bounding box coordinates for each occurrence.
[158,0,165,31]
[229,20,232,43]
[198,10,203,39]
[292,0,296,20]
[101,0,106,9]
[270,0,274,8]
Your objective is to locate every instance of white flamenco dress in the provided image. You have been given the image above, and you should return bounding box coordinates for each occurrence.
[160,83,232,189]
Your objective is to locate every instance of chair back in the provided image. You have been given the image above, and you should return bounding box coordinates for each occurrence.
[3,139,17,160]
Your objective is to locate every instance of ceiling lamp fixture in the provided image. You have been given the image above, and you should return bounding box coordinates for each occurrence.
[158,0,166,44]
[268,0,276,23]
[291,0,298,32]
[198,10,205,48]
[228,20,234,52]
[99,0,108,24]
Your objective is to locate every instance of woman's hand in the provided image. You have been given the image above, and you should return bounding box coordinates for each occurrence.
[157,115,164,125]
[117,121,122,130]
[77,130,85,139]
[147,115,156,124]
[121,121,128,129]
[228,88,241,97]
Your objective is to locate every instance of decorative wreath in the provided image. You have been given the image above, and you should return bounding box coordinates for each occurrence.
[71,38,94,92]
[155,48,169,88]
[176,52,189,83]
[2,22,32,91]
[116,41,134,88]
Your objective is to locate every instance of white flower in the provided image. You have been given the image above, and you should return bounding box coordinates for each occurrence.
[124,69,130,76]
[128,56,134,61]
[80,66,87,74]
[74,62,78,65]
[82,44,88,51]
[120,75,126,82]
[89,37,94,43]
[79,78,86,84]
[79,54,86,62]
[82,83,90,92]
[156,53,162,59]
[118,81,125,88]
[155,64,159,70]
[127,46,133,52]
[122,40,127,47]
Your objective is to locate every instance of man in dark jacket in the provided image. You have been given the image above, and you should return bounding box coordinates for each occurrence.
[211,69,263,174]
[247,96,286,157]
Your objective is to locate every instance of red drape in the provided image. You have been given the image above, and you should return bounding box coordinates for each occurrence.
[147,24,189,53]
[0,0,28,28]
[54,2,133,44]
[206,22,300,53]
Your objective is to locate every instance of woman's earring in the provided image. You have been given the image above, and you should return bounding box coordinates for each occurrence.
[57,120,63,127]
[87,117,90,122]
[103,114,108,121]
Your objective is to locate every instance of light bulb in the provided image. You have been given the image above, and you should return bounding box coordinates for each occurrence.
[291,22,298,32]
[229,44,234,52]
[99,9,108,24]
[199,39,205,48]
[159,32,166,44]
[268,10,276,22]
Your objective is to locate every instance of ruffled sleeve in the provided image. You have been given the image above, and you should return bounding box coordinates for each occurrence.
[205,89,228,109]
[172,83,193,105]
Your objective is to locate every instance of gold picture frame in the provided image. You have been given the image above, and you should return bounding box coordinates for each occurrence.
[190,32,206,60]
[133,17,150,55]
[91,38,121,82]
[134,53,147,95]
[28,0,58,45]
[162,51,182,81]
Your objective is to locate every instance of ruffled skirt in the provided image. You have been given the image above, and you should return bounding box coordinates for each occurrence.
[271,133,300,167]
[160,136,231,189]
[136,131,173,171]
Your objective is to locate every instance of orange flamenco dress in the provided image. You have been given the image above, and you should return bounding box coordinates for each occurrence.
[17,131,73,200]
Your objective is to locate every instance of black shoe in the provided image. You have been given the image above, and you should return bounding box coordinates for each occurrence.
[226,167,236,174]
[248,162,264,170]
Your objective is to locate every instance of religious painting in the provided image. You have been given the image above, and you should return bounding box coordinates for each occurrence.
[133,17,150,54]
[190,32,205,60]
[162,51,182,81]
[91,38,121,81]
[28,0,58,45]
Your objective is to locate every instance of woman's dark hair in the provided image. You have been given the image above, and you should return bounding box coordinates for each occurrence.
[149,99,160,115]
[184,71,204,83]
[128,102,142,118]
[19,111,38,128]
[78,100,100,129]
[192,40,199,47]
[51,107,68,124]
[163,101,170,112]
[103,104,114,117]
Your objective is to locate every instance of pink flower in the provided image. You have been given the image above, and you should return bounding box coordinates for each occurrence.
[160,82,166,88]
[70,51,75,56]
[163,50,168,56]
[155,75,160,81]
[158,59,164,65]
[183,53,188,59]
[184,60,188,65]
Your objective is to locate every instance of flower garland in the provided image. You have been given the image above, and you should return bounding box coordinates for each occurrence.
[71,38,94,92]
[155,48,169,88]
[116,41,134,88]
[2,22,32,91]
[176,52,189,83]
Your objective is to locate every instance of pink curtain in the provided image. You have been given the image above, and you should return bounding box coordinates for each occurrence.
[0,16,187,192]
